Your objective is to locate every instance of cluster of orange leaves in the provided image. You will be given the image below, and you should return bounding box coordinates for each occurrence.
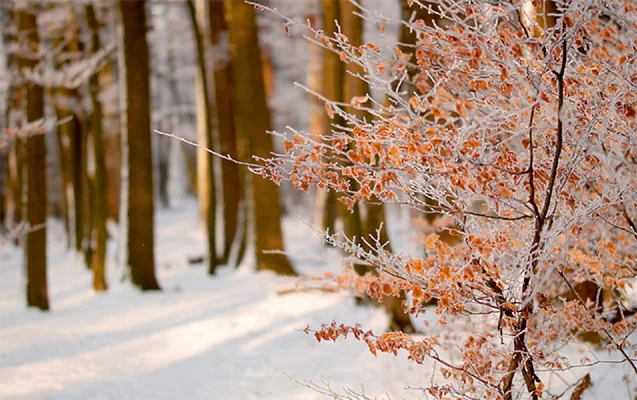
[306,320,439,364]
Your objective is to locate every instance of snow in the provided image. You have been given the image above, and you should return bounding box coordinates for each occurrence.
[0,199,635,399]
[0,199,422,400]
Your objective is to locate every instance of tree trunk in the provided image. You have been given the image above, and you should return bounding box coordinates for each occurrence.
[320,0,343,234]
[64,8,92,268]
[72,113,84,254]
[209,0,242,266]
[101,61,121,222]
[225,0,296,276]
[86,3,108,292]
[157,151,170,208]
[191,2,210,224]
[306,8,328,230]
[118,0,160,290]
[17,9,49,311]
[187,0,218,275]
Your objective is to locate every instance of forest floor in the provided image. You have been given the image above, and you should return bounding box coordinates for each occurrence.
[0,198,635,399]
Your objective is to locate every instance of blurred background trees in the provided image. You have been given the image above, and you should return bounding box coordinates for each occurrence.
[0,0,419,330]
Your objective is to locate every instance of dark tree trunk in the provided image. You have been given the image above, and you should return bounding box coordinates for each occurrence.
[17,9,49,311]
[118,0,160,290]
[72,113,84,254]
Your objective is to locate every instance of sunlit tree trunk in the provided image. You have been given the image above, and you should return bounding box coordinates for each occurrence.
[118,0,160,290]
[187,0,218,275]
[208,0,242,266]
[85,3,108,291]
[17,8,49,310]
[190,2,210,225]
[225,0,296,275]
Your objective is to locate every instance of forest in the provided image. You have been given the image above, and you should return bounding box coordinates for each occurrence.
[0,0,636,399]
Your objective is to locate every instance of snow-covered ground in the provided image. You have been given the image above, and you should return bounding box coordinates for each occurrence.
[0,199,427,400]
[0,199,635,399]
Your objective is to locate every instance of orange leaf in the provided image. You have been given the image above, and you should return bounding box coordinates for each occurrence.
[426,233,439,251]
